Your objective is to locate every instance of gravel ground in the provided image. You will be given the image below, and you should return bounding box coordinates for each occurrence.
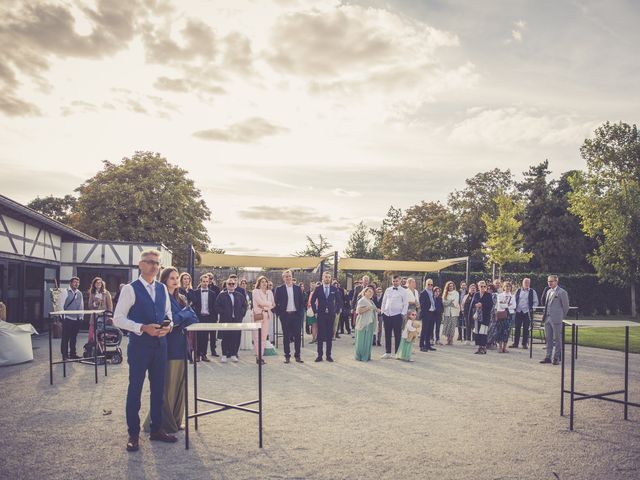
[1,332,639,480]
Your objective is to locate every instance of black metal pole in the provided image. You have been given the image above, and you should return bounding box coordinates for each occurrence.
[258,326,263,448]
[194,332,198,430]
[184,329,190,449]
[104,315,108,377]
[570,323,576,431]
[465,257,470,285]
[624,326,629,420]
[529,314,533,359]
[333,251,338,280]
[49,316,53,385]
[575,324,579,360]
[561,322,565,416]
[94,317,98,384]
[275,315,279,348]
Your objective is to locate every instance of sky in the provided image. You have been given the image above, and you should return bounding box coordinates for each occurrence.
[1,0,639,256]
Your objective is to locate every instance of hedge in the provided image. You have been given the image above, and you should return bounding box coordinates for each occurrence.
[435,271,634,316]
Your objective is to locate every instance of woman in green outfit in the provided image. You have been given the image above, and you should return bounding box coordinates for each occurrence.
[307,281,319,343]
[396,310,421,362]
[354,286,377,361]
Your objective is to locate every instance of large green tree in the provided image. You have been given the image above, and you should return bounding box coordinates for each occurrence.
[72,151,211,267]
[518,161,595,272]
[569,121,640,317]
[482,193,532,278]
[27,194,77,224]
[369,206,402,259]
[380,201,463,261]
[448,168,516,258]
[294,234,332,257]
[344,221,380,259]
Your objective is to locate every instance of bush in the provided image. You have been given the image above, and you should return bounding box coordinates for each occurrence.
[436,271,633,316]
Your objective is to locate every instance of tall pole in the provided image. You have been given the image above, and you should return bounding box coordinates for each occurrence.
[465,256,470,285]
[187,244,195,280]
[319,259,325,280]
[333,251,338,279]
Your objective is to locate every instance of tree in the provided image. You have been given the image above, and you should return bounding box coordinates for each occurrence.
[295,234,332,257]
[380,201,464,261]
[27,194,77,224]
[481,194,532,278]
[71,151,211,267]
[568,121,640,317]
[344,221,379,258]
[448,168,516,258]
[518,161,595,272]
[369,206,402,259]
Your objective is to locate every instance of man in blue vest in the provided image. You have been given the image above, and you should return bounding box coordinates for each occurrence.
[113,249,175,452]
[60,276,84,360]
[510,278,539,349]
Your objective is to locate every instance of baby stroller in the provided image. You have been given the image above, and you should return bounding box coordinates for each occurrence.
[83,311,124,364]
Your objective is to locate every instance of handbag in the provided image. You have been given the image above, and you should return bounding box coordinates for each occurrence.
[496,309,508,320]
[254,312,264,321]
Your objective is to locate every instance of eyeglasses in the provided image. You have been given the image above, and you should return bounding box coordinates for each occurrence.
[142,260,161,266]
[227,283,236,286]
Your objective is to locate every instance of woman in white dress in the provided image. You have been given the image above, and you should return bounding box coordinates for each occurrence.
[239,279,253,350]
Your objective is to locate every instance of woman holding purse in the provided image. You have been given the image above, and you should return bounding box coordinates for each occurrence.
[252,276,274,364]
[496,281,516,353]
[441,281,460,345]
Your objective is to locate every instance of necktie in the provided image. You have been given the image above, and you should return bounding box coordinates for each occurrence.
[325,286,329,297]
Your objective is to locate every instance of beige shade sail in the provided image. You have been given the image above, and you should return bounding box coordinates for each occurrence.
[198,252,325,270]
[338,257,468,272]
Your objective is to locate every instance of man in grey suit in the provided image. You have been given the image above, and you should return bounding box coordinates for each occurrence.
[540,275,570,365]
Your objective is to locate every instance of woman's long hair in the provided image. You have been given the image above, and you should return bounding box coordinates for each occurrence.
[89,277,105,294]
[160,267,187,307]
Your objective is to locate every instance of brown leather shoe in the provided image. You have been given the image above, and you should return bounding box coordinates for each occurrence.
[295,357,304,363]
[149,431,178,443]
[126,435,139,452]
[284,357,290,364]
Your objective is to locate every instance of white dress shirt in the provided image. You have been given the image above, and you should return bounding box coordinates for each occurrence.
[200,289,210,315]
[113,277,172,335]
[286,284,296,312]
[381,286,408,316]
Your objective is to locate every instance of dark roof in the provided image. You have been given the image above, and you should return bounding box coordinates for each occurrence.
[0,194,95,241]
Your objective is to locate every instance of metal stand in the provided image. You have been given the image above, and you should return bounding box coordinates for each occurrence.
[561,322,639,430]
[185,322,264,449]
[48,310,107,385]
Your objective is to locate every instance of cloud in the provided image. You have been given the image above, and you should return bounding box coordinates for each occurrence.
[332,188,362,198]
[153,75,225,95]
[0,0,149,116]
[142,19,217,64]
[238,206,330,225]
[193,117,288,143]
[507,19,526,44]
[448,107,599,148]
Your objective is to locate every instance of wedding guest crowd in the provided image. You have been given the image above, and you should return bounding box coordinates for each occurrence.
[100,254,569,452]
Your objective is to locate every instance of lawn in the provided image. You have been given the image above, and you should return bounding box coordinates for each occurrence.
[530,321,640,354]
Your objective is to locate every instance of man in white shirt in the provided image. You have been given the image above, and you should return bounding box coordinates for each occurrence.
[113,250,174,452]
[380,275,408,358]
[540,275,570,365]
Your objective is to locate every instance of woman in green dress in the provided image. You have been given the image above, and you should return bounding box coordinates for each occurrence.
[354,286,377,361]
[396,310,421,362]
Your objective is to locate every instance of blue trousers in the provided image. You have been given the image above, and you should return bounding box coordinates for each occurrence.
[126,340,167,435]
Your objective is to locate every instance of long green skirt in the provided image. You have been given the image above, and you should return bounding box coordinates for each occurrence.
[396,337,415,361]
[354,322,375,361]
[143,359,185,433]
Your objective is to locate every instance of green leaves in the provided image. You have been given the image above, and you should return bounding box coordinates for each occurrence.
[71,151,212,267]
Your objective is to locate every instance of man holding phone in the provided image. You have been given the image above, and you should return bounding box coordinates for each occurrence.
[113,249,175,452]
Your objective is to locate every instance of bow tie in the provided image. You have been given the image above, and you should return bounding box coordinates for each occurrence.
[393,287,398,290]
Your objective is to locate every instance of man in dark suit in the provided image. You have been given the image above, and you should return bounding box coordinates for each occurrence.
[419,278,437,352]
[214,277,247,363]
[188,274,220,362]
[274,269,305,363]
[310,271,339,362]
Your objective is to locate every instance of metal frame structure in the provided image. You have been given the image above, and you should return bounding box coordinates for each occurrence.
[184,322,264,449]
[560,320,639,430]
[48,309,107,385]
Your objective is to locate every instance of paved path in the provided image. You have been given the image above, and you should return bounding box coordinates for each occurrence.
[1,332,639,479]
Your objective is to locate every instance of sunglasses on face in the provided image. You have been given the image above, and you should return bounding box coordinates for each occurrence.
[228,283,236,286]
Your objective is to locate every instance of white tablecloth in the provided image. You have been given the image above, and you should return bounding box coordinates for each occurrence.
[0,321,38,366]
